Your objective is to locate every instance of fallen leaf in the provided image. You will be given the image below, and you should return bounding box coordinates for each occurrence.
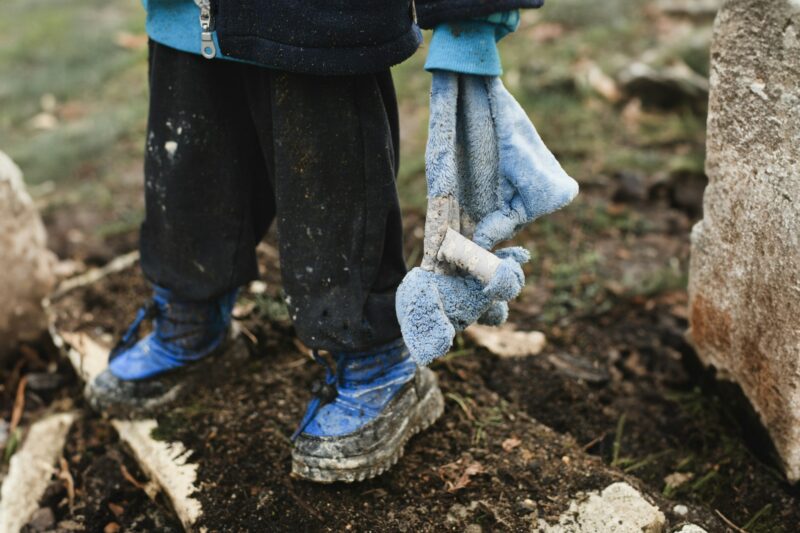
[502,437,522,452]
[108,502,124,518]
[465,324,546,358]
[574,59,622,102]
[438,459,485,493]
[664,471,694,490]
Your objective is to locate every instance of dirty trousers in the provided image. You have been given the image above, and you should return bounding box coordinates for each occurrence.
[140,41,407,352]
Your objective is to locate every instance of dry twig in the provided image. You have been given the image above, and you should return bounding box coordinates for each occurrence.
[58,456,76,510]
[120,464,147,491]
[715,509,747,533]
[9,376,28,434]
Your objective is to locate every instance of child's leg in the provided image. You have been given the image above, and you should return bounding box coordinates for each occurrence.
[140,41,274,301]
[245,70,406,352]
[243,69,443,482]
[87,42,275,417]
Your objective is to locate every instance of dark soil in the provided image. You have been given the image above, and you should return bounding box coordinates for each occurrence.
[157,345,628,532]
[0,335,80,476]
[490,298,800,532]
[23,416,182,533]
[28,169,800,533]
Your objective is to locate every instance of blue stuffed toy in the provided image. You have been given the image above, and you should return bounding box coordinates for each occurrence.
[397,24,579,365]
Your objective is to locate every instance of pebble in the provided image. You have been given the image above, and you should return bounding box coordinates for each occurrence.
[519,498,537,512]
[447,503,468,523]
[673,504,689,516]
[27,508,55,532]
[675,525,708,533]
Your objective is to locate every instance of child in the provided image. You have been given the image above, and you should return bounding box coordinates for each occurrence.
[87,0,542,483]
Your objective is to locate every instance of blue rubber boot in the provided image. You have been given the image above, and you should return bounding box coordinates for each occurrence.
[291,339,444,483]
[86,285,238,418]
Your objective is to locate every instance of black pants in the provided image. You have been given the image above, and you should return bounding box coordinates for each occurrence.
[140,42,406,352]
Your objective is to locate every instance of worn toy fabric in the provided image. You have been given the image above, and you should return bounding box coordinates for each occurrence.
[397,71,578,365]
[425,11,521,76]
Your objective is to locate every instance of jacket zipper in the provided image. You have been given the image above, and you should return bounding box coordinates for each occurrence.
[198,1,216,59]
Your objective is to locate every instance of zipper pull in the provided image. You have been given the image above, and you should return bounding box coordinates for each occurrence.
[199,6,217,59]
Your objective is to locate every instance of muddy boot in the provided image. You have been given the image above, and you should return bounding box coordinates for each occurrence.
[86,285,238,418]
[291,339,444,483]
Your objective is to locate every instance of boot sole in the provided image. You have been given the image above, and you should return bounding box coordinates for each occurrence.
[291,368,445,483]
[86,327,248,419]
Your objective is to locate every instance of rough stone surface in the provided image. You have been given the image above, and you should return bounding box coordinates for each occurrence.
[0,150,56,357]
[687,0,800,483]
[537,482,666,533]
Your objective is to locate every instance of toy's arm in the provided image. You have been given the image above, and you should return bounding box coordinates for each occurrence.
[424,11,520,76]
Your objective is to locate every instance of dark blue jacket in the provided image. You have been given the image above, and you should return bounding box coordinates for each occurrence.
[212,0,543,75]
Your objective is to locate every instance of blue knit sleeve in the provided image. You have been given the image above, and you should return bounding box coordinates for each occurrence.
[424,11,520,76]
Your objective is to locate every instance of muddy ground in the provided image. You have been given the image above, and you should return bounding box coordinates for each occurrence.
[32,174,800,532]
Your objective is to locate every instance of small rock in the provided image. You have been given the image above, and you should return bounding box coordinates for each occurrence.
[447,503,469,523]
[465,324,546,358]
[464,525,482,533]
[27,508,55,532]
[0,151,57,360]
[249,280,268,294]
[518,498,537,512]
[675,525,708,533]
[618,60,708,108]
[537,482,666,533]
[672,504,689,516]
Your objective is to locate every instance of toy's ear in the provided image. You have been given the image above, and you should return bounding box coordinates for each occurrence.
[495,246,531,265]
[396,268,456,366]
[478,300,509,326]
[482,258,525,301]
[472,77,579,249]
